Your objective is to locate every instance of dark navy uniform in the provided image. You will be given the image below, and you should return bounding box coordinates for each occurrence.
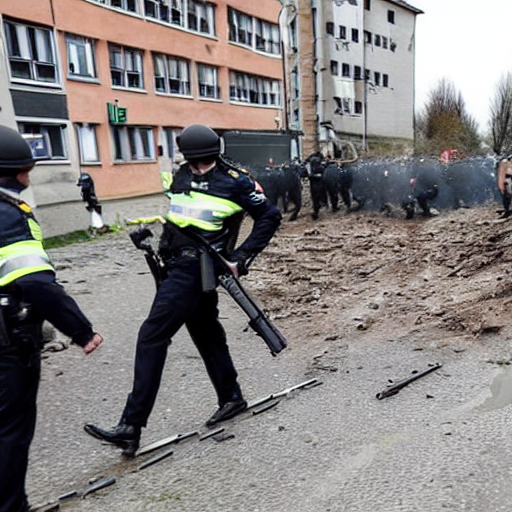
[0,183,97,512]
[121,159,281,430]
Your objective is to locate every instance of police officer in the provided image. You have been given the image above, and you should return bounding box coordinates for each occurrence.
[85,124,281,456]
[307,151,327,219]
[0,125,103,512]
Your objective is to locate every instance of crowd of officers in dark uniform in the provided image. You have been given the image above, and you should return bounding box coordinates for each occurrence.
[249,151,501,222]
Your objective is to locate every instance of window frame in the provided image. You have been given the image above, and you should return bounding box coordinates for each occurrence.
[76,123,100,164]
[144,0,170,22]
[4,19,59,85]
[112,125,156,162]
[197,63,220,99]
[229,70,281,107]
[109,44,144,90]
[18,122,67,161]
[66,34,97,80]
[153,53,191,96]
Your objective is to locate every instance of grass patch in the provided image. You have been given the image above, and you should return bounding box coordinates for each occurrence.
[43,230,97,249]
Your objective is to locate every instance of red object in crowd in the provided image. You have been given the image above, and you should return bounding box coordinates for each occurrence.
[440,149,458,163]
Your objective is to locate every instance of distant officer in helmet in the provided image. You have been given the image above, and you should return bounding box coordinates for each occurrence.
[0,125,103,512]
[85,124,281,455]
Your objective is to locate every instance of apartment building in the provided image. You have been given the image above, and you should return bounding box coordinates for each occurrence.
[281,0,422,157]
[0,0,283,235]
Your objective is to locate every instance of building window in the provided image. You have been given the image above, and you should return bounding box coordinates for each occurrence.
[113,126,155,161]
[330,60,338,75]
[153,53,191,95]
[291,67,299,100]
[66,34,97,79]
[144,0,170,22]
[289,18,297,49]
[18,122,66,160]
[255,19,280,55]
[229,71,280,106]
[339,26,346,39]
[187,0,215,35]
[95,0,138,13]
[364,68,370,81]
[374,72,380,86]
[164,127,181,162]
[228,8,253,46]
[354,101,363,114]
[374,34,381,47]
[109,44,144,89]
[354,65,361,80]
[326,22,334,36]
[351,28,359,43]
[4,20,57,84]
[388,10,395,24]
[383,74,389,87]
[382,36,388,49]
[171,0,184,25]
[342,63,350,77]
[76,124,99,163]
[197,64,219,99]
[364,31,372,44]
[364,0,371,10]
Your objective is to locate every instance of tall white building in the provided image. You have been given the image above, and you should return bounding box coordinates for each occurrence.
[282,0,423,157]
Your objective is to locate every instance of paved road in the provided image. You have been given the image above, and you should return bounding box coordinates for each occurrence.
[27,233,512,512]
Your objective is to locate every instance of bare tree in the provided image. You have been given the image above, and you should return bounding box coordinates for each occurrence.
[415,78,482,157]
[489,72,512,156]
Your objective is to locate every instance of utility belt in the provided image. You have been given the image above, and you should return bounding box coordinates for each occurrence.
[0,292,41,364]
[164,246,226,293]
[166,246,202,261]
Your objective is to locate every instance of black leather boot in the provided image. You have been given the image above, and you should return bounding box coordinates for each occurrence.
[206,398,247,427]
[84,422,140,457]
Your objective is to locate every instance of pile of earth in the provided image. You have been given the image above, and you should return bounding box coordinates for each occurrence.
[245,201,512,349]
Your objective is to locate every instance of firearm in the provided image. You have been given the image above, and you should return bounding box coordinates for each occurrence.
[127,219,287,356]
[376,362,442,400]
[129,226,167,289]
[178,227,288,357]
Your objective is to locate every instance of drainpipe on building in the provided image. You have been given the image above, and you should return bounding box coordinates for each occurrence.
[278,1,298,133]
[362,0,367,152]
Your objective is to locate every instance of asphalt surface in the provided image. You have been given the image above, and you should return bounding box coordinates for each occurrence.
[26,227,512,512]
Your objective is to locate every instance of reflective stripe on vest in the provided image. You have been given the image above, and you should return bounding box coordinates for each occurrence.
[165,191,243,231]
[0,240,54,286]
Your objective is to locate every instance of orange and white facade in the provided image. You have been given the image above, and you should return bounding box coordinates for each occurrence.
[0,0,283,235]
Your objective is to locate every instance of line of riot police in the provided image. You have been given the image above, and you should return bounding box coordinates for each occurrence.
[256,154,500,221]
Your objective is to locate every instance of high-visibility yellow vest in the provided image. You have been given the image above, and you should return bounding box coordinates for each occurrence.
[0,196,54,286]
[165,191,243,231]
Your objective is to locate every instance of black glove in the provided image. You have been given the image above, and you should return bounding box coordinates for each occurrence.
[231,251,250,277]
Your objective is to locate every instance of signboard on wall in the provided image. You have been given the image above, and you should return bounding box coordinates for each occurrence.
[107,102,127,124]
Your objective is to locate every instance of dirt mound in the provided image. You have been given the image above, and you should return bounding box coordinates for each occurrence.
[247,203,512,346]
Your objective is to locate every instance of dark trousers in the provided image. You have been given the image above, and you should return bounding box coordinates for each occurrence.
[0,354,40,512]
[122,256,241,427]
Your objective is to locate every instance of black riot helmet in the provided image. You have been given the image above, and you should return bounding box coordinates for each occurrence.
[176,124,221,162]
[0,125,35,176]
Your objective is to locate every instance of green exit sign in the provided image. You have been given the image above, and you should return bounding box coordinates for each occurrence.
[107,103,127,124]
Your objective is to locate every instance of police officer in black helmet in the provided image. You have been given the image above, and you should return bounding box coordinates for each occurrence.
[85,124,281,456]
[0,125,103,512]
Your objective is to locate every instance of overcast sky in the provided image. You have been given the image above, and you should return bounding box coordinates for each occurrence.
[412,0,512,134]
